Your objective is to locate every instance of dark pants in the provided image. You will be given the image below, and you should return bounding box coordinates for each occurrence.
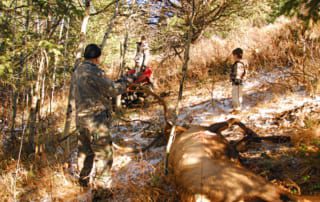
[77,110,113,186]
[78,128,95,186]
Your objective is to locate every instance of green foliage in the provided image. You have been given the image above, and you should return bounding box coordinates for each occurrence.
[312,183,320,190]
[38,40,63,56]
[0,0,84,92]
[271,0,319,24]
[32,0,83,18]
[302,175,311,182]
[146,0,261,56]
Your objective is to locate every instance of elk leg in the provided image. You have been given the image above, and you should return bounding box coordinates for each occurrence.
[205,118,258,137]
[205,119,248,160]
[205,119,264,159]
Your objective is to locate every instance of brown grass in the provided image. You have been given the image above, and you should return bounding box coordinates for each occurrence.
[0,158,86,202]
[155,17,320,96]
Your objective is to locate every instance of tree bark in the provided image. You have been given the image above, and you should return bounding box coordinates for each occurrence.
[63,18,70,90]
[119,31,128,76]
[10,0,19,140]
[11,0,31,140]
[40,71,46,113]
[28,53,45,152]
[119,18,130,77]
[165,0,196,175]
[100,0,119,50]
[116,22,129,108]
[50,18,65,113]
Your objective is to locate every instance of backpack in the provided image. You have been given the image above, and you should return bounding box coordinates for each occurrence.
[231,61,247,85]
[235,61,246,80]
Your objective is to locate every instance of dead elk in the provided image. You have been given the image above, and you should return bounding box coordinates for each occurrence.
[169,118,300,202]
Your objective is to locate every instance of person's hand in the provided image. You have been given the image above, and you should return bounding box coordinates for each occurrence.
[126,77,134,83]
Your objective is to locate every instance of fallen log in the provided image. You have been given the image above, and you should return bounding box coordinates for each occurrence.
[168,119,302,202]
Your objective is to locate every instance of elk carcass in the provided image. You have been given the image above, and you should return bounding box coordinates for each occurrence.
[169,118,297,202]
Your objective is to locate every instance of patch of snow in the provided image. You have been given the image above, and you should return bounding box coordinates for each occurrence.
[113,155,132,170]
[149,158,162,165]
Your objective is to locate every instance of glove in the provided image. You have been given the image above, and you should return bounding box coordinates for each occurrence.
[126,77,134,83]
[117,76,134,85]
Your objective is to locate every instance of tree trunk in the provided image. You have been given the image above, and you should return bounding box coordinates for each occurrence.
[119,23,129,77]
[165,0,196,174]
[10,0,19,140]
[63,17,70,90]
[11,90,18,138]
[50,57,57,114]
[63,0,91,154]
[100,0,119,50]
[28,53,45,152]
[40,73,46,114]
[63,0,119,142]
[11,0,31,141]
[50,18,65,113]
[116,25,129,108]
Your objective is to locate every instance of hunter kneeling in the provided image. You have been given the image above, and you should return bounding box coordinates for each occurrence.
[72,44,131,187]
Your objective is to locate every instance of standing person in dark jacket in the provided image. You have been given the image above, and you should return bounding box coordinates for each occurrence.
[230,48,248,112]
[71,44,128,187]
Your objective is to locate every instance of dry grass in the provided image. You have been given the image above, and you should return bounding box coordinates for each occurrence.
[243,102,320,196]
[110,159,177,201]
[292,127,320,148]
[0,158,87,202]
[0,84,81,201]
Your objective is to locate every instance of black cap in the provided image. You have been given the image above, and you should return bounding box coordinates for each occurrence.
[232,48,243,59]
[84,44,101,59]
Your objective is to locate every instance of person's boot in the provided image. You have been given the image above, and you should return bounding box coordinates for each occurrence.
[79,176,90,187]
[79,153,95,187]
[92,188,113,201]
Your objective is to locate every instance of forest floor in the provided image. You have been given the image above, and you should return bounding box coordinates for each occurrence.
[1,67,320,201]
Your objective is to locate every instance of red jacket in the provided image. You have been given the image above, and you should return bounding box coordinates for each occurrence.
[127,67,152,84]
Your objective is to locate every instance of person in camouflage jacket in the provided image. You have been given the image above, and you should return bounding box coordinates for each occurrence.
[71,44,127,187]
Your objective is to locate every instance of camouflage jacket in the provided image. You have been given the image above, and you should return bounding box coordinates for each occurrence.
[71,61,126,120]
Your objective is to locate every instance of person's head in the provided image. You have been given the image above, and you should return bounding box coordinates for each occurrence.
[141,35,146,42]
[84,44,102,65]
[232,48,243,61]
